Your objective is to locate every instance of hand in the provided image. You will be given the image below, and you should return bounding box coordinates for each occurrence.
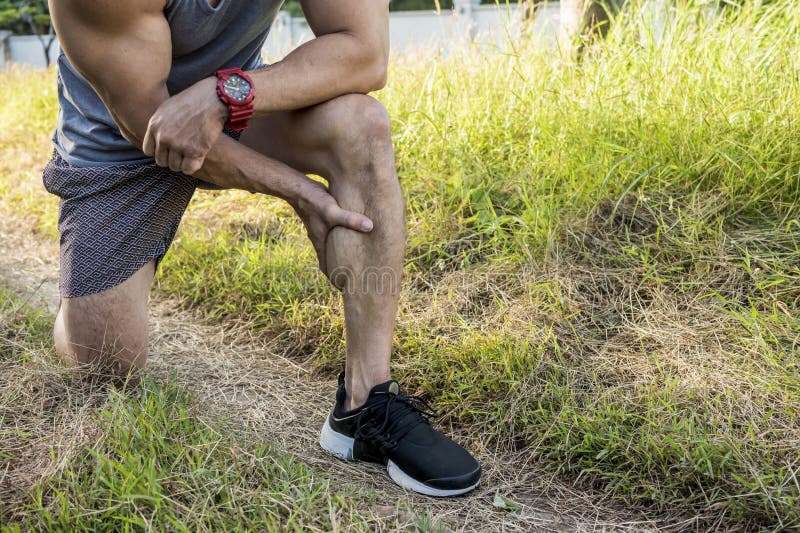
[293,181,373,277]
[142,77,227,175]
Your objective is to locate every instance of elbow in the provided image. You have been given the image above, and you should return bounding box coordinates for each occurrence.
[359,62,388,94]
[121,129,144,151]
[356,47,388,93]
[111,114,146,151]
[371,61,388,91]
[120,128,146,152]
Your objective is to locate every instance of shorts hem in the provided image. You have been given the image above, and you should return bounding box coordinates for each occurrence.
[60,247,168,299]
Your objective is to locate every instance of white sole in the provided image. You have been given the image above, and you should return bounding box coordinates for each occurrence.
[319,419,480,497]
[387,460,479,497]
[319,417,355,461]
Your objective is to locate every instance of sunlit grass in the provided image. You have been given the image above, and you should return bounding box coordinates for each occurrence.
[0,66,59,237]
[0,288,428,532]
[1,1,799,528]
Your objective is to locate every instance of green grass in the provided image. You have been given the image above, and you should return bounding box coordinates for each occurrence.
[0,288,431,531]
[2,0,800,529]
[0,66,59,238]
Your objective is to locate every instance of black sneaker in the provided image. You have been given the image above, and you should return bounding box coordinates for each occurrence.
[320,372,481,497]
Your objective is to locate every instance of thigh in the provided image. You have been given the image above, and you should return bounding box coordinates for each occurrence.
[239,93,391,180]
[239,106,330,176]
[55,260,154,370]
[58,260,154,344]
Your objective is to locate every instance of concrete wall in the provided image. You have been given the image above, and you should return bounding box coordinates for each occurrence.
[1,3,557,68]
[472,3,562,47]
[6,34,59,68]
[262,8,472,60]
[386,9,461,52]
[3,1,673,68]
[263,2,557,59]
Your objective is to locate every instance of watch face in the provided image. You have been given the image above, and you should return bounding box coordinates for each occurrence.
[223,74,252,103]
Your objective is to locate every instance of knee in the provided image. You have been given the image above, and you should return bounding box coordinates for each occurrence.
[54,307,85,366]
[54,305,148,377]
[325,94,394,174]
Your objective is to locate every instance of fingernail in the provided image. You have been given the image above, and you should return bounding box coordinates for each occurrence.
[361,219,373,231]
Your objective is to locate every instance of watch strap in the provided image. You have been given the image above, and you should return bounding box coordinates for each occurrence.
[226,104,253,131]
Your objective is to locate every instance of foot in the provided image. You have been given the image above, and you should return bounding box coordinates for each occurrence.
[319,372,481,497]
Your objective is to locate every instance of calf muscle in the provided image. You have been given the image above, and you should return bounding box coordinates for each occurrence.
[240,94,404,409]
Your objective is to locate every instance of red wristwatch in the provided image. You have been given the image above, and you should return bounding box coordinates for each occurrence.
[214,68,255,131]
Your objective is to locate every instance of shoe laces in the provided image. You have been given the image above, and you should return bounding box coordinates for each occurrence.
[354,388,437,451]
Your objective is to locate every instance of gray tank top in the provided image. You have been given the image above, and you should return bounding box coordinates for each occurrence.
[54,0,283,166]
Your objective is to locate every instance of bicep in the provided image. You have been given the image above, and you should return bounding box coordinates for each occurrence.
[49,0,172,147]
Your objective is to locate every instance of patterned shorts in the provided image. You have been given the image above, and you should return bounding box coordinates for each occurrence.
[42,152,198,298]
[42,131,241,298]
[43,128,241,298]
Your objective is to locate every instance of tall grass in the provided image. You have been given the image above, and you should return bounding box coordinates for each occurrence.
[1,0,799,528]
[0,66,58,237]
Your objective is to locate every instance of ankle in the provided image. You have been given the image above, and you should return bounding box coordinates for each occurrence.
[346,391,367,412]
[345,369,390,411]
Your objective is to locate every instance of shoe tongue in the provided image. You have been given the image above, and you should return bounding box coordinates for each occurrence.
[370,380,400,396]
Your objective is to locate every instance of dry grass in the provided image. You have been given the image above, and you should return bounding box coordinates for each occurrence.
[0,286,420,531]
[0,308,106,519]
[2,1,800,529]
[0,212,661,531]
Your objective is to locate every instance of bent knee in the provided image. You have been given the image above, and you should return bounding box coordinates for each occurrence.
[343,94,391,141]
[325,95,392,155]
[54,301,148,375]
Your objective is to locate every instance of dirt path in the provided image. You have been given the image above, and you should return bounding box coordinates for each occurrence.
[0,212,669,532]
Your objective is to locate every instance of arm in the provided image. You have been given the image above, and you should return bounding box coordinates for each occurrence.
[250,0,390,114]
[144,0,390,174]
[48,0,171,150]
[49,0,372,272]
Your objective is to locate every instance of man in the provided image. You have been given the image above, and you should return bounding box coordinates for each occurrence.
[45,0,480,497]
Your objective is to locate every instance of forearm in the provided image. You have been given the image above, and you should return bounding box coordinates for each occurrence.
[192,134,375,265]
[104,75,320,207]
[248,31,387,115]
[194,135,317,207]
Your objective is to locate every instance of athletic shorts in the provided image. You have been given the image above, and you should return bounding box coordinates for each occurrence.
[42,130,241,298]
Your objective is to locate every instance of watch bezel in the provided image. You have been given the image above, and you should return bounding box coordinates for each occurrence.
[222,74,253,103]
[216,69,255,106]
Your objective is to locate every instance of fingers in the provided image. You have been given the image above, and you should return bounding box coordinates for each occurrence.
[168,150,184,173]
[181,156,205,176]
[152,139,204,175]
[154,140,169,168]
[142,126,155,157]
[152,140,201,175]
[147,131,202,175]
[329,206,374,233]
[147,131,208,174]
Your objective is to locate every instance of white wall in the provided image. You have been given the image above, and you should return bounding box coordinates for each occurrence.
[3,2,674,69]
[2,4,554,68]
[262,2,555,59]
[387,10,461,52]
[6,34,59,68]
[473,3,562,47]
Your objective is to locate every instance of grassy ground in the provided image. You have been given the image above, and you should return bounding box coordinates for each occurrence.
[1,0,799,529]
[0,287,431,531]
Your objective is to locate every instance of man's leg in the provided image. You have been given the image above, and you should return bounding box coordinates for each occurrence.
[54,261,154,382]
[45,146,197,383]
[240,94,480,496]
[239,94,404,410]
